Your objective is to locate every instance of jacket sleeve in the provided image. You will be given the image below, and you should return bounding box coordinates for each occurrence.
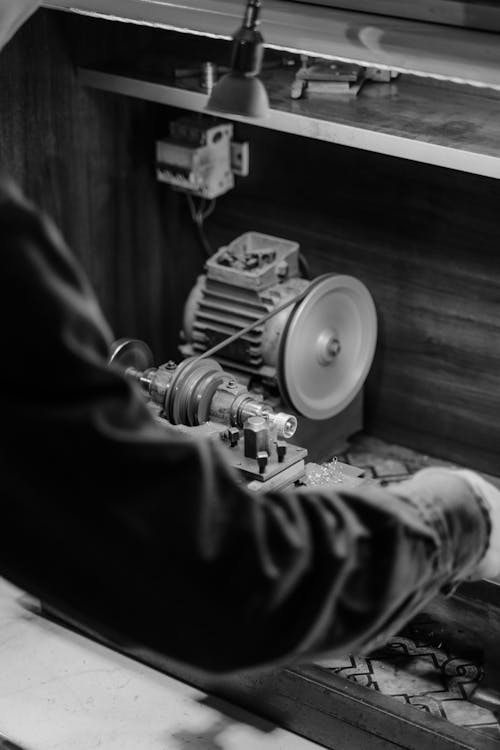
[0,179,490,673]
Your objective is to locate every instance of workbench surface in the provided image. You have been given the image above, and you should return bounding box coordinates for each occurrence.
[0,579,320,750]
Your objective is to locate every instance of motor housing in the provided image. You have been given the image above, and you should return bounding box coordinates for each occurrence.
[181,232,377,421]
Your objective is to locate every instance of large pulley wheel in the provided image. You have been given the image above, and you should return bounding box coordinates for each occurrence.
[277,274,377,420]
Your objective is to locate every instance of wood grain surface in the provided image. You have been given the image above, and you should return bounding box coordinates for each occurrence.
[79,65,500,178]
[47,596,500,750]
[1,10,499,473]
[206,126,500,473]
[0,9,204,361]
[46,0,500,88]
[286,0,500,32]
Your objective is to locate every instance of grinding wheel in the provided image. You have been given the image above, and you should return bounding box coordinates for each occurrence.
[109,338,154,371]
[277,274,377,419]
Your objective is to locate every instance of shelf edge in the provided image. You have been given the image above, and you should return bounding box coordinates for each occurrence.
[46,1,500,91]
[79,67,500,180]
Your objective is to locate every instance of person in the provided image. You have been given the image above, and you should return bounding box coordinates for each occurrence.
[1,1,500,675]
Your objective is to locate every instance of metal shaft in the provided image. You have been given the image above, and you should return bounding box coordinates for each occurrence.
[243,0,262,29]
[192,284,311,365]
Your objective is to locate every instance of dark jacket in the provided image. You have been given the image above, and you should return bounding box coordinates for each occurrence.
[0,180,489,673]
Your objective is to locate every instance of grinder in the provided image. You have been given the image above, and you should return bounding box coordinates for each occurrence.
[110,231,377,488]
[109,338,307,493]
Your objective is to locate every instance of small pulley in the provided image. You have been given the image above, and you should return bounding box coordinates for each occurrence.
[109,338,154,372]
[164,356,225,426]
[277,274,377,420]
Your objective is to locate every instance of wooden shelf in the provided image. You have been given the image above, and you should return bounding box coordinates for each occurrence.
[46,0,500,89]
[79,64,500,178]
[286,0,500,33]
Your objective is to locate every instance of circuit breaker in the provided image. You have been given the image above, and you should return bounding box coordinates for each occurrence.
[156,115,249,199]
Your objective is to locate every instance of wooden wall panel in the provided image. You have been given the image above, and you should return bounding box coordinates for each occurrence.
[0,9,204,361]
[2,10,499,472]
[207,128,500,473]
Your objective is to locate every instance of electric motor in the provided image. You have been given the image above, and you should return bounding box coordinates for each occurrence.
[181,232,377,420]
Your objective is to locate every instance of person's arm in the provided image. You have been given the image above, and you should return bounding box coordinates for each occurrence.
[0,179,496,673]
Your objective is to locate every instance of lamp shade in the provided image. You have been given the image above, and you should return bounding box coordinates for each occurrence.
[205,0,269,119]
[206,72,269,118]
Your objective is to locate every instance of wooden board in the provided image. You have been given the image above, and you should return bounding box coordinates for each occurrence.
[42,597,500,750]
[79,65,500,179]
[287,1,500,32]
[45,0,500,89]
[0,9,204,362]
[205,126,500,474]
[4,10,500,473]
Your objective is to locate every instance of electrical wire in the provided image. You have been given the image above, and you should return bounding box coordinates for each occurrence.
[196,222,213,258]
[202,198,217,220]
[186,193,217,257]
[298,252,312,280]
[186,193,307,278]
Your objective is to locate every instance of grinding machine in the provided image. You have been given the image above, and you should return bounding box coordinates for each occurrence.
[110,232,377,492]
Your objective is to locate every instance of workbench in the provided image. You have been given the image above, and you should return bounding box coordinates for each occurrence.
[2,437,500,750]
[0,578,321,750]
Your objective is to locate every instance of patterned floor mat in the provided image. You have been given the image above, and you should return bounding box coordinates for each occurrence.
[318,615,500,739]
[317,435,500,739]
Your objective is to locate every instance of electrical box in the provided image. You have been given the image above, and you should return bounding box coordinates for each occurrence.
[156,116,249,199]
